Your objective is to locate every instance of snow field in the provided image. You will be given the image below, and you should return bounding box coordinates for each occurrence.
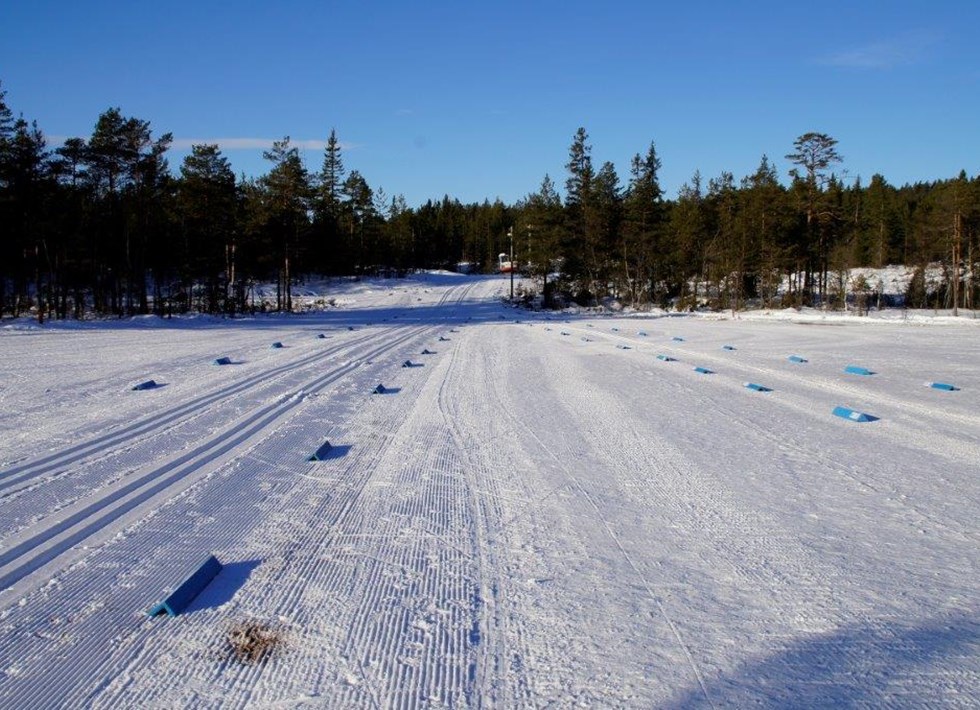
[1,275,978,707]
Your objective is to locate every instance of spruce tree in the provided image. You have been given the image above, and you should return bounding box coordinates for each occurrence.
[623,143,665,305]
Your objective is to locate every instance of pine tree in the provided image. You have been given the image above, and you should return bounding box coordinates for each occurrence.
[341,170,376,272]
[786,132,843,304]
[261,137,311,311]
[6,117,50,320]
[81,108,172,314]
[178,144,238,312]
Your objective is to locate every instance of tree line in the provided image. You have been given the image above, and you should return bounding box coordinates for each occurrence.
[2,82,978,320]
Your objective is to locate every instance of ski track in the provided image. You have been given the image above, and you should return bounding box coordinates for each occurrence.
[0,278,494,708]
[548,320,980,537]
[0,324,428,599]
[0,329,382,513]
[1,283,978,707]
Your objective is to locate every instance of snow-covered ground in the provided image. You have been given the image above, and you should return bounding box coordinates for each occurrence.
[1,273,978,708]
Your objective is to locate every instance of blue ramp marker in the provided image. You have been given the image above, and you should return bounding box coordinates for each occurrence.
[271,341,283,349]
[581,337,592,342]
[637,330,648,337]
[213,356,232,366]
[421,348,435,355]
[656,354,675,362]
[403,360,422,368]
[744,382,771,392]
[672,336,685,342]
[616,344,631,350]
[844,365,874,376]
[560,331,570,336]
[372,384,388,394]
[347,326,355,331]
[611,327,620,332]
[693,366,713,374]
[132,380,158,391]
[308,440,333,461]
[832,406,878,423]
[439,336,450,342]
[926,382,959,391]
[788,355,808,363]
[317,333,327,339]
[148,554,222,617]
[722,345,736,351]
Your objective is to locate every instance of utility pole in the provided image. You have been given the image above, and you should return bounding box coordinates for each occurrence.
[508,226,514,300]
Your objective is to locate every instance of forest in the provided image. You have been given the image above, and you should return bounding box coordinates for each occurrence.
[1,81,978,320]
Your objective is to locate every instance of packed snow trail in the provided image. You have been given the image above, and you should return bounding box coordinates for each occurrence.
[1,275,978,707]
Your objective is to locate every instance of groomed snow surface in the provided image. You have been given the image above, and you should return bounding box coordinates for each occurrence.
[1,273,978,708]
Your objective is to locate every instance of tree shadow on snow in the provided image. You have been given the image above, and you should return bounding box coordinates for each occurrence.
[663,612,980,709]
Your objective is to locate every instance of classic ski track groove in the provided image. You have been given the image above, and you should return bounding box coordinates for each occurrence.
[0,281,485,709]
[0,324,429,598]
[0,281,476,530]
[0,330,380,498]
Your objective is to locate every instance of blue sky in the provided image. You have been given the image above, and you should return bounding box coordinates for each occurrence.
[2,1,978,207]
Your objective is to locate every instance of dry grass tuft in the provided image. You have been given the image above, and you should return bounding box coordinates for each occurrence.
[226,620,286,665]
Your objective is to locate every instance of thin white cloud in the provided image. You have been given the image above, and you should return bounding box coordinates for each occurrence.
[171,137,332,151]
[395,108,415,116]
[821,31,940,69]
[45,135,358,152]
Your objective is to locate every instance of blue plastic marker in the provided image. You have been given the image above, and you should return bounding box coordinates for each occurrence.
[308,440,334,461]
[832,406,878,422]
[148,555,223,617]
[926,382,958,391]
